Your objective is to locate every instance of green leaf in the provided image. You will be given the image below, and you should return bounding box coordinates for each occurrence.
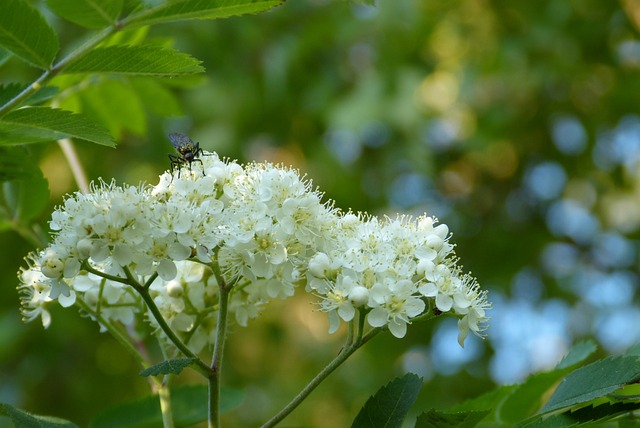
[448,384,518,413]
[351,373,422,428]
[89,385,244,428]
[0,147,39,181]
[0,83,24,107]
[499,371,572,423]
[2,165,49,223]
[139,358,198,377]
[46,0,124,29]
[0,83,59,107]
[414,409,489,428]
[540,355,640,414]
[0,47,11,67]
[127,0,285,28]
[519,402,640,428]
[624,342,640,357]
[131,78,182,116]
[555,339,598,369]
[79,79,147,138]
[0,403,78,428]
[0,0,59,68]
[63,45,204,76]
[0,107,115,147]
[499,340,599,423]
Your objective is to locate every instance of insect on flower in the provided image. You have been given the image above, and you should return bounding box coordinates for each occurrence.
[167,132,206,178]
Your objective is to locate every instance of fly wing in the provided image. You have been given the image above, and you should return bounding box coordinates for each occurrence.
[168,133,193,150]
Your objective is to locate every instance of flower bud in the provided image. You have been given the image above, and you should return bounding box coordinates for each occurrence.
[308,253,331,277]
[77,238,93,259]
[348,286,369,307]
[41,252,64,279]
[166,280,184,298]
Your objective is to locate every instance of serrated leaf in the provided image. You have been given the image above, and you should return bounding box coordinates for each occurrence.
[0,107,115,147]
[448,384,518,413]
[499,340,599,423]
[46,0,124,29]
[0,83,59,107]
[500,371,571,423]
[2,167,49,223]
[139,358,198,377]
[0,0,59,68]
[102,25,150,47]
[540,355,640,414]
[0,47,11,67]
[127,0,285,28]
[415,409,489,428]
[89,385,244,428]
[351,373,422,428]
[63,45,204,76]
[0,403,79,428]
[555,340,597,370]
[519,402,640,428]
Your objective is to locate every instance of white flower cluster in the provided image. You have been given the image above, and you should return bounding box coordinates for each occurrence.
[17,151,489,351]
[305,214,489,346]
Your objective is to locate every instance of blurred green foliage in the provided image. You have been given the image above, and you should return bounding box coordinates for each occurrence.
[2,0,640,426]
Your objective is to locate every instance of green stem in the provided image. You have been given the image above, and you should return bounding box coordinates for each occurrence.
[0,27,116,117]
[0,72,50,117]
[260,326,384,428]
[136,286,212,377]
[209,266,231,428]
[158,382,175,428]
[77,297,175,428]
[82,262,131,286]
[84,263,211,376]
[75,298,150,370]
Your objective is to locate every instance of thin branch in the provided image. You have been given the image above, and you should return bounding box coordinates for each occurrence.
[136,286,212,378]
[261,327,384,428]
[82,261,131,285]
[208,284,230,428]
[58,138,90,194]
[75,298,151,370]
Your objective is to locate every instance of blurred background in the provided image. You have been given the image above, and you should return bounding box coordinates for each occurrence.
[3,0,640,426]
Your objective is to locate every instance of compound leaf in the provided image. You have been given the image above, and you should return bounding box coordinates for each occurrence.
[63,45,204,76]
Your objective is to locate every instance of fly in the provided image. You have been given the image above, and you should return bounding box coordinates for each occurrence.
[167,132,205,178]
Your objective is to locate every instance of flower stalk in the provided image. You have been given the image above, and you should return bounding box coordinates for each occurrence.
[262,319,384,428]
[209,276,231,428]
